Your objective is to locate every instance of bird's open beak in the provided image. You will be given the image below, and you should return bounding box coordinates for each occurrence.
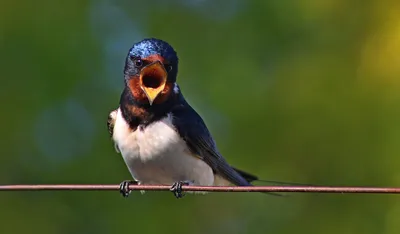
[139,61,168,105]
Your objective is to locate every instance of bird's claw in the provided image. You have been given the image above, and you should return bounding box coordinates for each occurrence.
[119,180,138,198]
[170,180,193,199]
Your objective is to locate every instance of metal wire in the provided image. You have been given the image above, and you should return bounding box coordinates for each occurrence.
[0,184,400,194]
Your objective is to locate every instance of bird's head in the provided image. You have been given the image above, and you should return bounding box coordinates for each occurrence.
[124,38,179,106]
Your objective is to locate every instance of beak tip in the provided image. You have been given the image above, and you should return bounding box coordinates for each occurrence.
[139,61,168,105]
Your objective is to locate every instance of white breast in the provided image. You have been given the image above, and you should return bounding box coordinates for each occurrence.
[112,108,215,186]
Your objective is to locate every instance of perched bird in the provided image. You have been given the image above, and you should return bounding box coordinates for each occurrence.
[108,38,260,198]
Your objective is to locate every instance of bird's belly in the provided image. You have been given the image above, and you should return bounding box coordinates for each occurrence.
[113,110,214,186]
[122,148,214,186]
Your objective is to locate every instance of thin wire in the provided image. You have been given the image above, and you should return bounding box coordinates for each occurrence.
[0,184,400,194]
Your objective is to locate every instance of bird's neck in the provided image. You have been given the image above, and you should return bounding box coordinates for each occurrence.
[119,87,176,130]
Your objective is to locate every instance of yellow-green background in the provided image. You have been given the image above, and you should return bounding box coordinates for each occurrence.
[2,1,400,233]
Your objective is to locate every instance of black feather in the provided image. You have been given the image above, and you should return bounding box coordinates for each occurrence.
[231,167,259,183]
[171,92,252,186]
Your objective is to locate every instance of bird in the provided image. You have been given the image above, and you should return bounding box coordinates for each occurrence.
[108,38,260,198]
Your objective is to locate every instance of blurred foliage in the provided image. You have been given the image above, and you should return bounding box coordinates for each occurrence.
[2,0,400,234]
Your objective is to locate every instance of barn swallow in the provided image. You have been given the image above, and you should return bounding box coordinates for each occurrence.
[108,38,260,198]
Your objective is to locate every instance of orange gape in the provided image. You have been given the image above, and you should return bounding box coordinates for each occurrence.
[128,77,173,105]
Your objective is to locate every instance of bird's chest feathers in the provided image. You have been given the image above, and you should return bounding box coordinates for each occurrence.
[113,109,185,162]
[112,108,214,186]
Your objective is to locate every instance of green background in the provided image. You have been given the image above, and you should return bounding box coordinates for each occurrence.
[2,1,400,233]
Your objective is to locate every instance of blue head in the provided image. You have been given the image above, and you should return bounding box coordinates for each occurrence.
[124,38,179,105]
[125,38,178,82]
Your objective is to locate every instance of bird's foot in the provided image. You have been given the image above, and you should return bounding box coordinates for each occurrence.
[119,180,139,198]
[170,180,194,199]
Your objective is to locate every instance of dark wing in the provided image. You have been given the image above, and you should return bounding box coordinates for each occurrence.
[231,166,258,183]
[107,109,120,153]
[107,109,118,137]
[171,94,252,186]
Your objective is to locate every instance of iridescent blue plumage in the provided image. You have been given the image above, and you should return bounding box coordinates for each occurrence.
[129,38,178,65]
[125,38,178,83]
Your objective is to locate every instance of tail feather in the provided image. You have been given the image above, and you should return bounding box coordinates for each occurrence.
[232,167,283,196]
[231,167,314,197]
[231,167,258,183]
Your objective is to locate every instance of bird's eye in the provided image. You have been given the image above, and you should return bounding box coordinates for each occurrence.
[166,65,173,72]
[134,59,143,68]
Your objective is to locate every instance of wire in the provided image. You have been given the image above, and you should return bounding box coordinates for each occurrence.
[0,184,400,194]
